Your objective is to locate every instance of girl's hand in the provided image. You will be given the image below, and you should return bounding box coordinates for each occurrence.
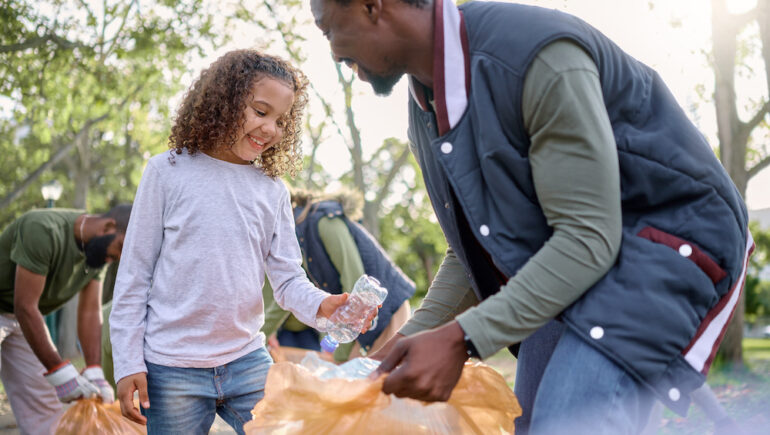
[317,294,380,334]
[317,293,348,318]
[117,372,150,425]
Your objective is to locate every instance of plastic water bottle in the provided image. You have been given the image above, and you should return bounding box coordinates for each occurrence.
[319,275,388,352]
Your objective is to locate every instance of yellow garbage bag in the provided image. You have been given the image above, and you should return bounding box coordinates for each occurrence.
[55,398,146,435]
[245,361,520,434]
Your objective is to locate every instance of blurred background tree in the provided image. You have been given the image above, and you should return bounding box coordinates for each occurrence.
[709,0,770,368]
[744,222,770,326]
[0,0,224,356]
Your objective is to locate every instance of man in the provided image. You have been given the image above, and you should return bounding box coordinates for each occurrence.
[262,189,415,362]
[311,0,753,433]
[0,204,131,433]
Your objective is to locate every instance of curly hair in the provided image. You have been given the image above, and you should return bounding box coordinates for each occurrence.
[168,50,309,177]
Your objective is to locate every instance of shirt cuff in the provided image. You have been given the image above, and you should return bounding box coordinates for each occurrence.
[301,291,329,330]
[114,363,148,385]
[455,308,499,360]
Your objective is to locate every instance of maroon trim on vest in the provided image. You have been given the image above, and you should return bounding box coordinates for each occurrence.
[685,241,754,373]
[637,226,727,285]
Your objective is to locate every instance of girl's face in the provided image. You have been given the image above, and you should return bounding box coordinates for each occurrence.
[228,77,295,164]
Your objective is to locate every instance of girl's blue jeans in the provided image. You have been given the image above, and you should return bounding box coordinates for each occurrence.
[142,347,272,435]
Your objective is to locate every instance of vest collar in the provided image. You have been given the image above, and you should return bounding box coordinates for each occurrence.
[408,0,470,136]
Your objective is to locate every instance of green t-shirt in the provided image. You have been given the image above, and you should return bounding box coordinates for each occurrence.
[0,208,103,315]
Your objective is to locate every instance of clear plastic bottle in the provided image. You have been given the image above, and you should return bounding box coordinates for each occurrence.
[319,275,388,352]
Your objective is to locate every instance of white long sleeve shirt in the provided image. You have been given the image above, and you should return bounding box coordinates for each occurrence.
[110,150,329,382]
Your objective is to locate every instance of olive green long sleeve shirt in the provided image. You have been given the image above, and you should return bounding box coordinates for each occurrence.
[399,40,622,359]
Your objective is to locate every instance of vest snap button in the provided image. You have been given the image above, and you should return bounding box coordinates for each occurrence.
[444,202,450,209]
[308,257,312,262]
[678,244,693,257]
[479,225,490,236]
[441,142,453,154]
[668,388,681,402]
[590,326,604,339]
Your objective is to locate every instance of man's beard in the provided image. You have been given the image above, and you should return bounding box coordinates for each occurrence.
[365,68,404,97]
[83,233,115,269]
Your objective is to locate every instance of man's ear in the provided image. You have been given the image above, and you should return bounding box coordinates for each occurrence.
[100,218,117,235]
[362,0,382,23]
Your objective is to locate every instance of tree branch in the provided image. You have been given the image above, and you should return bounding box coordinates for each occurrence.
[0,33,84,54]
[372,143,412,212]
[748,154,770,179]
[739,100,770,139]
[0,139,73,210]
[0,85,140,210]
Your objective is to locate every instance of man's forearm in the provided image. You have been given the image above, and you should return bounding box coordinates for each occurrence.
[78,279,103,366]
[78,309,102,366]
[399,249,478,336]
[16,306,63,370]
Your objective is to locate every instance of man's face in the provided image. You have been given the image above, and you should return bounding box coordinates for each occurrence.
[84,232,125,269]
[311,0,405,96]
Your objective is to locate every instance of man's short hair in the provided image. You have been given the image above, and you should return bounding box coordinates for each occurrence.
[101,203,132,233]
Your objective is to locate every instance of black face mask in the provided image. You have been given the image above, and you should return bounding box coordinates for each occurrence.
[83,233,115,269]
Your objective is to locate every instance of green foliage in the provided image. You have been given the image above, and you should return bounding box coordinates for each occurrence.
[378,153,447,300]
[0,0,223,225]
[745,221,770,323]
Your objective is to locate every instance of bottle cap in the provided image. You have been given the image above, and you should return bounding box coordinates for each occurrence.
[320,335,339,353]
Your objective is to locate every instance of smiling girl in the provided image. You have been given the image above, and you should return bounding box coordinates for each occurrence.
[109,50,357,434]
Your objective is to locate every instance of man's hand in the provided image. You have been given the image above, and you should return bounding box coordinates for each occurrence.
[117,373,150,425]
[370,321,468,402]
[44,362,100,403]
[82,366,114,403]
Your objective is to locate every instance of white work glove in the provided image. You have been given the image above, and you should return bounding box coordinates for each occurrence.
[82,366,115,404]
[44,362,100,403]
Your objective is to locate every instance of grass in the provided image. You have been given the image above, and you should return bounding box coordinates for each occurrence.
[744,337,770,361]
[483,338,770,434]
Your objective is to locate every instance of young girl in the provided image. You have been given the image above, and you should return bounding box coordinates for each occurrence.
[110,50,362,434]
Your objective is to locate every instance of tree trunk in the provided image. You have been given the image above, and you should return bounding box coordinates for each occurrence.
[57,137,92,359]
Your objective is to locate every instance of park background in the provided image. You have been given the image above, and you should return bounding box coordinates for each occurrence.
[1,0,770,433]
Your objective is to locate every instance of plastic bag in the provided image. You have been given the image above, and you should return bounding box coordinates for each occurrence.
[268,345,335,365]
[245,357,520,434]
[55,398,146,435]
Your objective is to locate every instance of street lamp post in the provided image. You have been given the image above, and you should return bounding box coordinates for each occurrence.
[41,179,63,346]
[41,180,63,208]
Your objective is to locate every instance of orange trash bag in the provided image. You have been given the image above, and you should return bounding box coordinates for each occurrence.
[269,345,336,364]
[245,356,520,434]
[55,398,146,435]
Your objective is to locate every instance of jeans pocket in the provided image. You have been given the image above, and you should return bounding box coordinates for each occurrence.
[636,226,726,285]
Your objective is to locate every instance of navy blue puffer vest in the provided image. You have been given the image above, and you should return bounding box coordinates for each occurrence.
[407,1,750,414]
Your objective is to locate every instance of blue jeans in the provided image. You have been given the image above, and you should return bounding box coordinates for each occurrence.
[143,347,272,435]
[528,329,655,435]
[514,320,565,434]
